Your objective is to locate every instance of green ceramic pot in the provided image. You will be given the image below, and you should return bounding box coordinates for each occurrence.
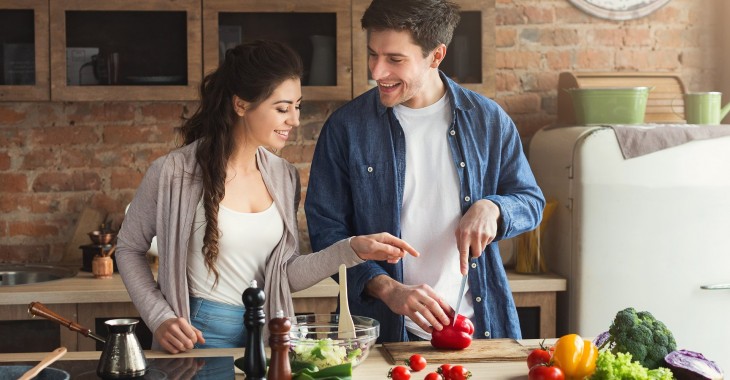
[569,87,651,125]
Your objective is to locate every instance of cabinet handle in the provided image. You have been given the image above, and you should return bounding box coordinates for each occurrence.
[700,283,730,290]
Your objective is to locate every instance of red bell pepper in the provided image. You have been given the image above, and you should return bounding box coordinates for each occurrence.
[430,314,474,350]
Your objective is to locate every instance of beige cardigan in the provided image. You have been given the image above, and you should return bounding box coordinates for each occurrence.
[116,141,362,349]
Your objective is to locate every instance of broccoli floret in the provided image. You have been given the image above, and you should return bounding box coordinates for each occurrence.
[601,307,677,370]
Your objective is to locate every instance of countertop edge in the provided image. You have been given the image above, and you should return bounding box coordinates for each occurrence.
[1,269,566,306]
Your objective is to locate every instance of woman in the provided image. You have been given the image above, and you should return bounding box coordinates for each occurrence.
[116,40,418,354]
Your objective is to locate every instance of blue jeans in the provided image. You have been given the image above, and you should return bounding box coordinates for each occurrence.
[189,297,246,348]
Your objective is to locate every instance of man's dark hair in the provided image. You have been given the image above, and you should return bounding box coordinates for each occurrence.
[361,0,461,57]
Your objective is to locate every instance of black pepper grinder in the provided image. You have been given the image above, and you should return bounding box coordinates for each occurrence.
[268,310,292,380]
[242,280,267,380]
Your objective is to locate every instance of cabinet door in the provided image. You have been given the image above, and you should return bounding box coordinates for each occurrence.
[203,0,352,101]
[50,0,201,101]
[352,0,495,98]
[0,0,49,101]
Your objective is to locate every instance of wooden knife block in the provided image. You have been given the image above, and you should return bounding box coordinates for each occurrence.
[557,72,687,125]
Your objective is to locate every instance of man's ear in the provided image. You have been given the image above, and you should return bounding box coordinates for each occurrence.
[430,44,447,68]
[232,95,247,117]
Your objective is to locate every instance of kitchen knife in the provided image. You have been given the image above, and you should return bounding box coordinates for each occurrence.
[452,272,468,326]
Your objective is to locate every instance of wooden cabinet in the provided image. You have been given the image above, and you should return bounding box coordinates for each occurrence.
[0,304,79,353]
[203,0,352,101]
[1,0,495,102]
[352,0,496,98]
[49,0,201,101]
[0,0,49,101]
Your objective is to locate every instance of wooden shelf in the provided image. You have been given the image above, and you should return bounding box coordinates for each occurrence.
[0,0,49,101]
[3,0,496,102]
[49,0,201,101]
[203,0,352,101]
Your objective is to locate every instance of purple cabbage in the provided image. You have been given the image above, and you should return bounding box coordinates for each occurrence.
[664,350,724,380]
[593,330,610,348]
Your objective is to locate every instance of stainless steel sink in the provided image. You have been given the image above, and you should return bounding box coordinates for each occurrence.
[0,264,77,286]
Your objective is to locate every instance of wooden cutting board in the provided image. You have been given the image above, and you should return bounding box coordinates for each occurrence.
[381,339,530,364]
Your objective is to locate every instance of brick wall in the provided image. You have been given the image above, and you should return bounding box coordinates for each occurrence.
[0,0,723,262]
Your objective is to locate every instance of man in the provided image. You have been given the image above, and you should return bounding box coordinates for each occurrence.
[305,0,545,343]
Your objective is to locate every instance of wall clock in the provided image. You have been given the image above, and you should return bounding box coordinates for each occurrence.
[568,0,671,21]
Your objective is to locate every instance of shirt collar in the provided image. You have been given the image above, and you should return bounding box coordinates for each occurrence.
[374,70,476,116]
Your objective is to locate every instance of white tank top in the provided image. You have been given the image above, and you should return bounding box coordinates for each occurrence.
[187,200,284,305]
[394,93,475,339]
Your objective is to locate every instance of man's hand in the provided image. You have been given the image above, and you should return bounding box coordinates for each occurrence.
[155,317,205,354]
[455,199,500,275]
[351,232,420,263]
[366,275,452,333]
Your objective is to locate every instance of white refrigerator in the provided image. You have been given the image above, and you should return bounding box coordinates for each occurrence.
[528,125,730,369]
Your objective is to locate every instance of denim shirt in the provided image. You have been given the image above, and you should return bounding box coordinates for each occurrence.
[305,72,545,343]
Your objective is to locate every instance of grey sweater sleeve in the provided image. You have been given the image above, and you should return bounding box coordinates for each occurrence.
[281,162,365,292]
[286,238,364,292]
[116,158,177,334]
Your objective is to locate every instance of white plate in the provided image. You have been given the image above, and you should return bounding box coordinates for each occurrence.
[126,76,183,84]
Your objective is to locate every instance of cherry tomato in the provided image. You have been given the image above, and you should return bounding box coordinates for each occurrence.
[424,373,443,380]
[527,341,552,369]
[528,364,564,380]
[449,365,471,380]
[527,348,552,369]
[437,364,452,380]
[389,365,412,380]
[406,353,427,372]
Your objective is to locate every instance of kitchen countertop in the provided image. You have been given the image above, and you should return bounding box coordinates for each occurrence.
[0,341,544,379]
[0,269,565,306]
[0,269,342,306]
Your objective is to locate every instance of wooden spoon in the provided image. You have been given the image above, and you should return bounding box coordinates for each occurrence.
[337,264,356,339]
[17,346,67,380]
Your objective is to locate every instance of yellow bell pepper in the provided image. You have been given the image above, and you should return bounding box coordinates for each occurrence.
[552,334,598,380]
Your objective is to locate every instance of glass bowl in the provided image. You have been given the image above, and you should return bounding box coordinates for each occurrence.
[289,314,379,369]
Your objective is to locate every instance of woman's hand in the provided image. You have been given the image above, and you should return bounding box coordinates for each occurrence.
[155,317,205,354]
[350,232,420,263]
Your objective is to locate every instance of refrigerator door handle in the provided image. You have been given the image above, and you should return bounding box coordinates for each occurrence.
[700,283,730,290]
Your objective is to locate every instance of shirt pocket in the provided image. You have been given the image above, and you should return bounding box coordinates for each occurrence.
[350,162,395,208]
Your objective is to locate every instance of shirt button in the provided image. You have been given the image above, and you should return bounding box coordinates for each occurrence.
[367,166,373,173]
[470,262,477,269]
[484,331,491,337]
[450,130,456,136]
[459,162,466,168]
[464,196,471,202]
[475,297,482,302]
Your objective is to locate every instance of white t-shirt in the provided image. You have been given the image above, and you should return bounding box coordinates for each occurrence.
[187,200,284,305]
[394,94,475,340]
